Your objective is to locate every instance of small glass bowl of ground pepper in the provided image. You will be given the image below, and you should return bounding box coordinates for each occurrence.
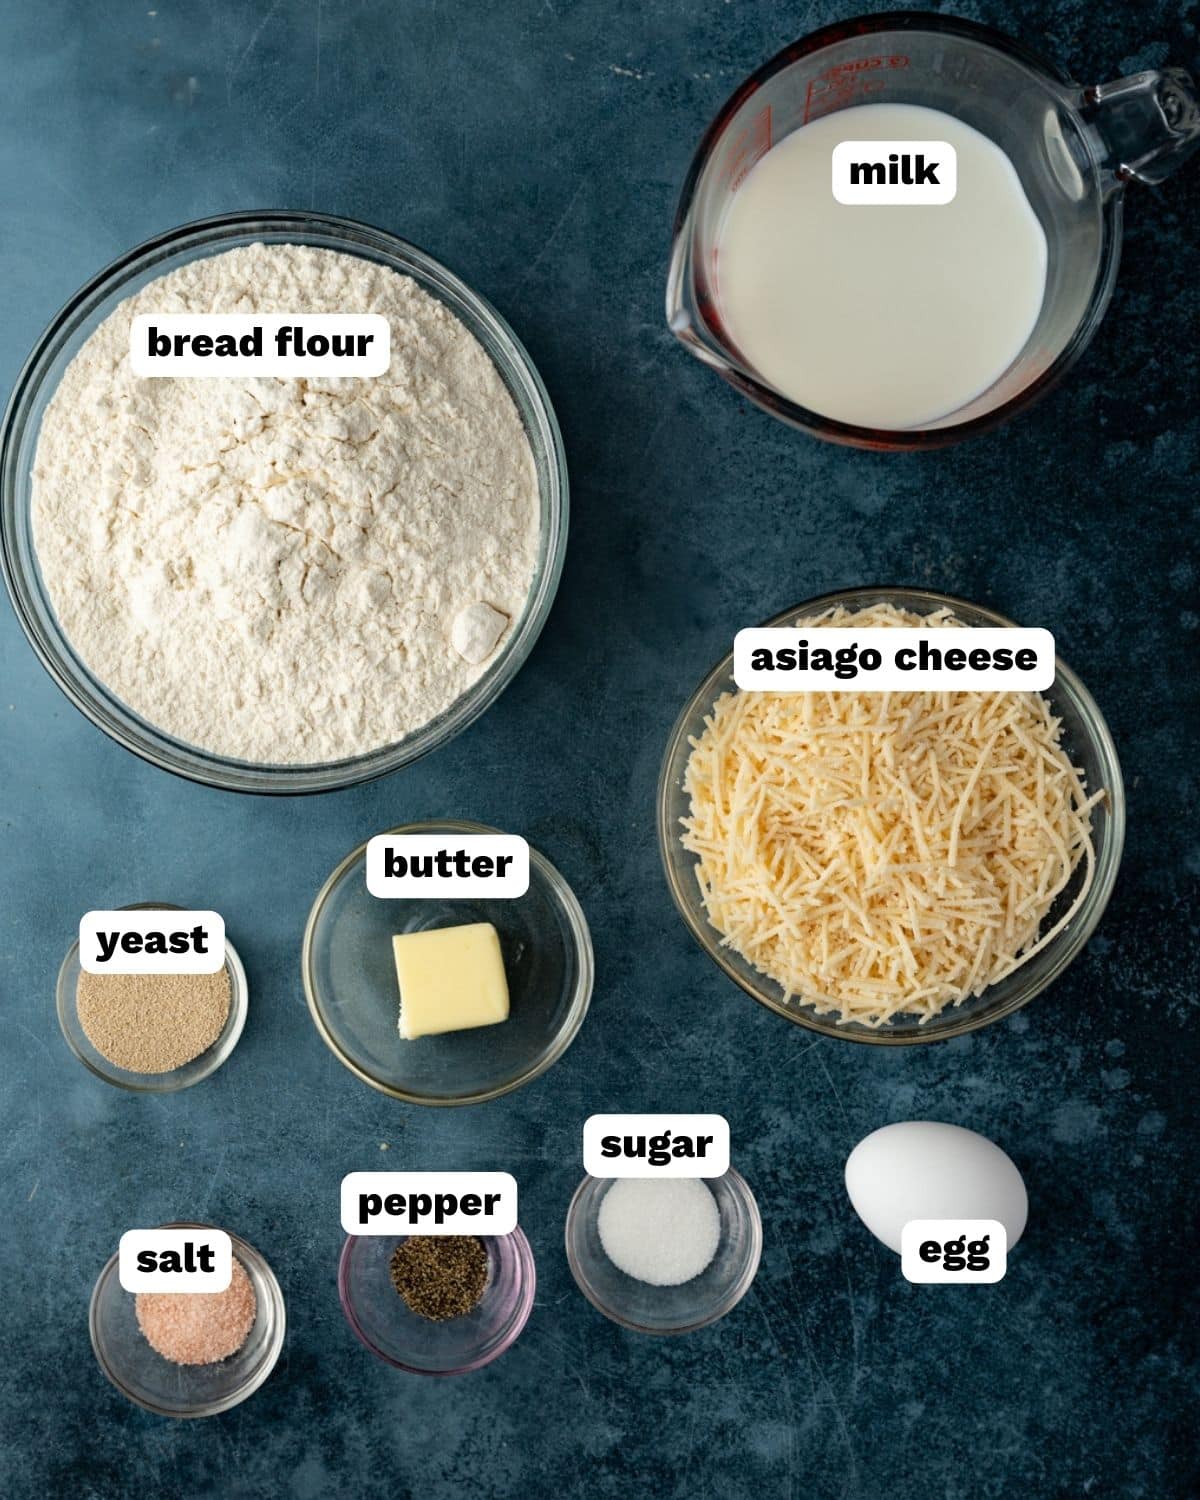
[90,1222,286,1418]
[56,903,248,1092]
[338,1230,536,1375]
[565,1168,762,1336]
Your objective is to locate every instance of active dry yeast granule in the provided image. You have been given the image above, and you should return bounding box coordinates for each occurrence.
[76,967,230,1073]
[32,243,539,764]
[136,1256,257,1365]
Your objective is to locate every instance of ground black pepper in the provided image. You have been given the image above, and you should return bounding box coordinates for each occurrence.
[388,1236,488,1321]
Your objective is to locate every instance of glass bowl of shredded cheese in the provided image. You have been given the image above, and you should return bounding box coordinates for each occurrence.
[658,587,1124,1043]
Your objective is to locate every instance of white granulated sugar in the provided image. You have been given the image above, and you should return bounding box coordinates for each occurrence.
[32,243,539,763]
[597,1178,721,1286]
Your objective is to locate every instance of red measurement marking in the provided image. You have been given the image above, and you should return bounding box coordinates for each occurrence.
[803,53,909,123]
[724,104,773,192]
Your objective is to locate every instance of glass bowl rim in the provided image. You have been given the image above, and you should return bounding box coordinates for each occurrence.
[563,1166,763,1336]
[56,901,249,1091]
[301,817,594,1104]
[656,584,1126,1045]
[89,1220,286,1418]
[337,1226,536,1376]
[0,208,568,794]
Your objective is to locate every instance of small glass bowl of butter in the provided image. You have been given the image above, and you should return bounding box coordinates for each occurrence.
[302,820,594,1105]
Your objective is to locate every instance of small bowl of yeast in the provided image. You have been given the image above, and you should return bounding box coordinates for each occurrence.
[657,587,1124,1043]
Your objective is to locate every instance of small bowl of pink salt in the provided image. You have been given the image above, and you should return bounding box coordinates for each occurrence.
[90,1222,285,1417]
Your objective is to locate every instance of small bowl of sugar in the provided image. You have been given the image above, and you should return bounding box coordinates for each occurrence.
[564,1169,762,1336]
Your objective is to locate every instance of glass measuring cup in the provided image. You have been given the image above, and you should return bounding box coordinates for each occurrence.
[667,11,1200,450]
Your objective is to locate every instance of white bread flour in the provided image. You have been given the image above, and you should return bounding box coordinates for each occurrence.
[31,243,539,764]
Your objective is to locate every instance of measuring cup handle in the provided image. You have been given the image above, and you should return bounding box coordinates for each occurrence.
[1080,66,1200,187]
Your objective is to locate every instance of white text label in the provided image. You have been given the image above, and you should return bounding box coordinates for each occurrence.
[832,141,957,204]
[583,1114,731,1178]
[365,835,529,899]
[79,910,225,975]
[901,1220,1008,1283]
[131,314,390,377]
[119,1228,233,1293]
[734,627,1054,691]
[341,1172,518,1235]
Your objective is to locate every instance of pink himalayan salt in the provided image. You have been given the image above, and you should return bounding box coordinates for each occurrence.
[135,1257,256,1365]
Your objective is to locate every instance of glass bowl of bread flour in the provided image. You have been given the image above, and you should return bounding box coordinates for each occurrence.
[0,212,566,792]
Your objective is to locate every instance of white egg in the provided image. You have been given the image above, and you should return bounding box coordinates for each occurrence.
[844,1121,1028,1254]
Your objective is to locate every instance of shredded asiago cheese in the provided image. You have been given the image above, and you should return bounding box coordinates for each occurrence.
[680,604,1104,1027]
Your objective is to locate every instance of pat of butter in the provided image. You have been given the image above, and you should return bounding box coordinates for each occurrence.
[392,922,510,1040]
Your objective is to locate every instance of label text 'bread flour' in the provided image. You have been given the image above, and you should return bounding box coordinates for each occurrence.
[130,314,390,376]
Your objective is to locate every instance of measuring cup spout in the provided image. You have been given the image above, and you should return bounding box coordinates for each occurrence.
[1082,67,1200,188]
[665,228,739,378]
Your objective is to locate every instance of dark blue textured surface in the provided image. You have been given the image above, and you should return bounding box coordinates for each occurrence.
[1,2,1197,1496]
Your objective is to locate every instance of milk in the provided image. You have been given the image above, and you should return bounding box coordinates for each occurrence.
[715,103,1048,430]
